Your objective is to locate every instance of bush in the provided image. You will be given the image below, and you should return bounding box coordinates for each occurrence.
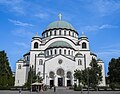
[0,86,11,90]
[110,83,115,90]
[74,84,82,91]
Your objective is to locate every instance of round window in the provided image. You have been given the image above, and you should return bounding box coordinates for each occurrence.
[58,59,63,64]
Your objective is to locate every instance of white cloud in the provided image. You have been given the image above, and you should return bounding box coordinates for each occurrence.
[0,0,26,14]
[99,24,118,29]
[100,44,120,49]
[93,0,120,16]
[11,28,34,38]
[97,49,120,59]
[80,24,118,32]
[8,19,34,27]
[35,13,49,19]
[14,42,29,48]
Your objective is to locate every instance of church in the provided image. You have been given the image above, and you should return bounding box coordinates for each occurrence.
[15,14,106,87]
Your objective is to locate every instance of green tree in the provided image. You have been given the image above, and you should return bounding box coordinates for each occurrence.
[0,50,14,89]
[74,58,102,90]
[89,58,102,89]
[74,69,82,86]
[108,57,120,88]
[24,67,43,89]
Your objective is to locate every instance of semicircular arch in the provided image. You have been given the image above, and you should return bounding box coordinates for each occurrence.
[43,37,77,50]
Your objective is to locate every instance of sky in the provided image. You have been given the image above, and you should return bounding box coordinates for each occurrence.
[0,0,120,75]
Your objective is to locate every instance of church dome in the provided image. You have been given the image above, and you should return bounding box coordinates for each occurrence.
[46,21,75,31]
[48,41,72,49]
[75,52,83,57]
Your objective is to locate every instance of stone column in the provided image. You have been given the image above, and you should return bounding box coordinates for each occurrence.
[54,75,57,86]
[64,74,67,86]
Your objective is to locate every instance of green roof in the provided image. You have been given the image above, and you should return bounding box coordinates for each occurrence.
[46,21,75,31]
[48,41,72,48]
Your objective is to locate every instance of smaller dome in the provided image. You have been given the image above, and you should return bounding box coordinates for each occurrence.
[90,52,97,57]
[32,32,41,39]
[38,52,45,56]
[97,58,103,63]
[75,52,83,57]
[80,32,88,39]
[48,41,72,49]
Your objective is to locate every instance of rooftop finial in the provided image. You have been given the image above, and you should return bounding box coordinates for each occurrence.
[36,32,38,36]
[58,13,62,20]
[82,32,84,35]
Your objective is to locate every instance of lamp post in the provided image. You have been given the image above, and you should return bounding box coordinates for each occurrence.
[30,66,33,94]
[87,67,90,94]
[81,71,83,93]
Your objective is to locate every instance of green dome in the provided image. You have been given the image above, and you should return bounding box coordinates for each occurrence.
[46,21,75,30]
[48,41,72,48]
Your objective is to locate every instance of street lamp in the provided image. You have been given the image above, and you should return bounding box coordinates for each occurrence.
[30,66,33,94]
[87,67,90,94]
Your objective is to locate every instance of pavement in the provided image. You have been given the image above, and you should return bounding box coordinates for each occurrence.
[0,87,120,94]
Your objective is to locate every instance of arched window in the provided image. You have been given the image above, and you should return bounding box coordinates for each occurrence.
[49,71,54,78]
[18,64,21,69]
[51,50,52,55]
[78,59,82,65]
[82,42,87,49]
[68,50,70,55]
[39,59,43,65]
[46,32,48,37]
[47,51,49,56]
[57,68,64,76]
[59,49,62,54]
[64,30,66,35]
[69,31,71,36]
[50,31,52,36]
[64,50,66,54]
[54,30,56,35]
[55,49,57,54]
[71,51,73,55]
[27,56,29,61]
[34,42,38,48]
[59,30,61,35]
[67,71,72,78]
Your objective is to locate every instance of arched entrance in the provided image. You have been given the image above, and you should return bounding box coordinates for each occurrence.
[57,68,64,86]
[49,71,55,87]
[66,71,72,86]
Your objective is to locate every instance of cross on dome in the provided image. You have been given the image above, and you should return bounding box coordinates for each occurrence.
[58,13,62,20]
[36,32,38,36]
[82,32,84,35]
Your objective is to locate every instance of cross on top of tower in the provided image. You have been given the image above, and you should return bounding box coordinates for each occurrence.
[58,13,62,20]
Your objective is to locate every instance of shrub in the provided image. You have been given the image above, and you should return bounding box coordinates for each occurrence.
[110,83,115,90]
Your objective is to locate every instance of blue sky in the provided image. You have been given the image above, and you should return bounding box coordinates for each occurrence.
[0,0,120,75]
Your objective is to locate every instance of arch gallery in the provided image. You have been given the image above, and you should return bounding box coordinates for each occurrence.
[15,15,106,87]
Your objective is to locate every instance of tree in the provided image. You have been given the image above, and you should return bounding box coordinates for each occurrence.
[24,67,43,89]
[0,50,14,89]
[74,69,82,85]
[108,57,120,88]
[74,58,102,90]
[89,58,102,89]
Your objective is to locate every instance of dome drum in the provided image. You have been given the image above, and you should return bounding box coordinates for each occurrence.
[42,20,78,38]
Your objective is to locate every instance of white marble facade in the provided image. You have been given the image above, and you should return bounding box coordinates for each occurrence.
[15,15,106,86]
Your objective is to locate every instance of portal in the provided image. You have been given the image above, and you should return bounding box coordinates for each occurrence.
[58,78,63,86]
[50,80,54,87]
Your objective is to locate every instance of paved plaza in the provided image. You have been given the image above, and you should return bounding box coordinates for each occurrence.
[0,88,120,94]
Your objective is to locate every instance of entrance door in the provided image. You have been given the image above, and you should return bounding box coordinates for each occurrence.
[67,80,71,86]
[50,80,54,87]
[58,78,63,86]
